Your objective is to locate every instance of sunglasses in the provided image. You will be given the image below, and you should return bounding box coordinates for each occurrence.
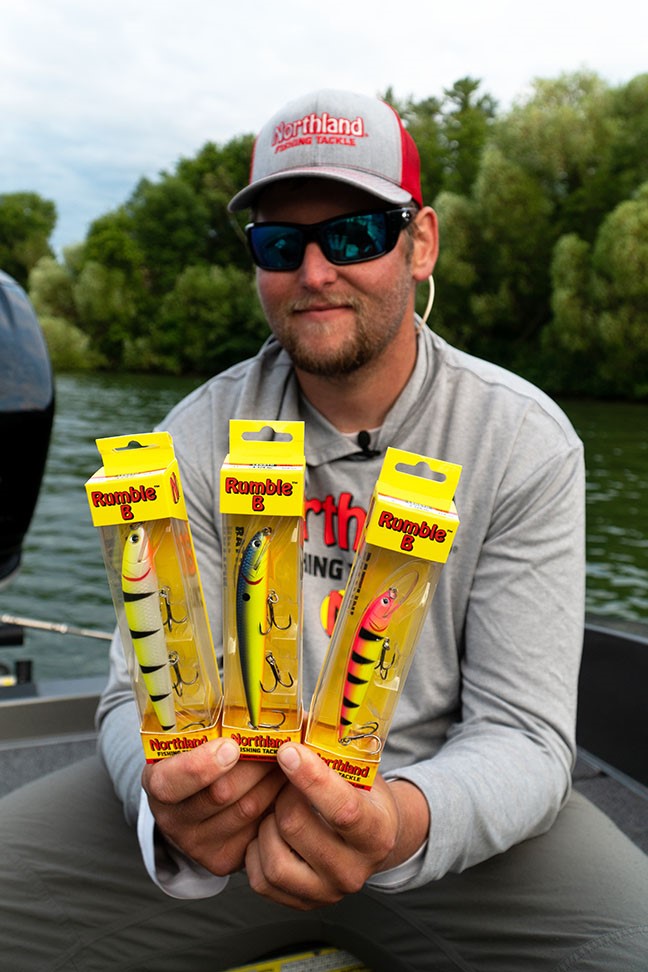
[245,208,413,271]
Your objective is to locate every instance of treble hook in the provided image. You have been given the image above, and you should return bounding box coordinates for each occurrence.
[261,651,294,694]
[260,590,292,634]
[159,588,188,631]
[249,709,287,730]
[375,638,397,680]
[168,650,199,697]
[339,721,383,755]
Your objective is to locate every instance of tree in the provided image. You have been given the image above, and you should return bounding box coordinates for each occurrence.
[74,261,142,364]
[468,144,554,360]
[388,90,445,206]
[591,182,648,396]
[493,72,616,242]
[440,78,497,196]
[175,134,255,270]
[126,176,211,294]
[430,190,479,349]
[153,264,267,374]
[29,255,78,324]
[0,192,56,288]
[543,184,648,398]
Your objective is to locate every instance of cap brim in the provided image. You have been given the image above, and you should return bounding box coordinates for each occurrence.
[228,166,413,212]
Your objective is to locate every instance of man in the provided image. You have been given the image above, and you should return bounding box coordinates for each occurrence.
[1,89,647,971]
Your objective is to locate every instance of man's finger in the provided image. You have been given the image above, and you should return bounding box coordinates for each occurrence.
[143,737,240,805]
[276,743,382,850]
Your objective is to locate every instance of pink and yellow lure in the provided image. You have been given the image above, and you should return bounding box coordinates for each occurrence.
[338,586,399,741]
[236,527,273,728]
[122,526,176,732]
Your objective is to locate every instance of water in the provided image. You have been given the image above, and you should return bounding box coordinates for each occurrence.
[1,375,646,680]
[1,373,200,680]
[559,399,648,623]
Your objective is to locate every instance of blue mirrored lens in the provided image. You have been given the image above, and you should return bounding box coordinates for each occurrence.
[325,214,388,262]
[247,210,408,271]
[250,225,304,270]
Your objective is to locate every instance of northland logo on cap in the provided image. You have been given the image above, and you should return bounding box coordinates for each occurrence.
[272,112,367,154]
[227,89,423,211]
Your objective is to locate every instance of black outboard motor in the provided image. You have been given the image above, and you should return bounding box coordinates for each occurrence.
[0,270,54,587]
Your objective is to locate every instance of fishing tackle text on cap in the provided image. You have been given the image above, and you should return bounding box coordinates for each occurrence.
[228,89,423,212]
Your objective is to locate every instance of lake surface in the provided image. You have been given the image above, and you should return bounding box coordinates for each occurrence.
[1,373,646,680]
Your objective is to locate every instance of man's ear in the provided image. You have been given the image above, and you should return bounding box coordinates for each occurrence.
[411,207,439,283]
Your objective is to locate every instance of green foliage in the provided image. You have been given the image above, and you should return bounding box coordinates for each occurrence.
[541,183,648,398]
[175,135,254,270]
[74,260,142,362]
[153,264,267,374]
[126,176,211,294]
[385,78,496,202]
[29,255,78,323]
[0,192,56,288]
[39,315,105,372]
[1,72,645,398]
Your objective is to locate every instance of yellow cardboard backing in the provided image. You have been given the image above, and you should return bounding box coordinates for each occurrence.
[304,448,462,787]
[365,448,460,563]
[85,432,187,526]
[85,432,223,760]
[377,447,461,510]
[220,420,306,758]
[220,421,305,518]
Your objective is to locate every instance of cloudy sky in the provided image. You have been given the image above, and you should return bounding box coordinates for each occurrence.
[1,0,645,255]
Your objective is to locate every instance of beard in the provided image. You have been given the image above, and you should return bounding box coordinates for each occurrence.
[262,276,413,378]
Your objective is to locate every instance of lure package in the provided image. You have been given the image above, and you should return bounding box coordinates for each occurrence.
[304,448,461,789]
[85,432,223,761]
[220,420,305,759]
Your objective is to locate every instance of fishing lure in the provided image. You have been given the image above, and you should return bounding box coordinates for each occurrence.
[338,586,400,743]
[236,527,291,728]
[121,526,176,732]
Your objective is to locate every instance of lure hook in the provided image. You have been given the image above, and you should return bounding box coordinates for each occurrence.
[261,651,294,694]
[249,709,287,730]
[260,590,292,634]
[168,650,199,697]
[375,638,397,680]
[339,721,383,755]
[159,588,188,631]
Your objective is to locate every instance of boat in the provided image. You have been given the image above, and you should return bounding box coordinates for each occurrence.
[0,270,646,972]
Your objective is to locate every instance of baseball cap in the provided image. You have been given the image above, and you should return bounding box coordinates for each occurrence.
[228,89,422,212]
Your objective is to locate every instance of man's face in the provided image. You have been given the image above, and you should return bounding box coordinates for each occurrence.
[253,181,417,378]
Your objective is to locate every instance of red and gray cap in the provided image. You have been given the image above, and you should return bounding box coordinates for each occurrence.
[228,89,422,212]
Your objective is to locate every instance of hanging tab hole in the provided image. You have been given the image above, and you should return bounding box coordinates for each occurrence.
[242,426,293,442]
[395,460,446,482]
[116,439,148,451]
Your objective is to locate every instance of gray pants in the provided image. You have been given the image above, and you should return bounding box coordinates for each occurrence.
[1,755,647,972]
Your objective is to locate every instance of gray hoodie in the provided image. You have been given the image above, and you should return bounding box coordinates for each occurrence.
[97,322,585,892]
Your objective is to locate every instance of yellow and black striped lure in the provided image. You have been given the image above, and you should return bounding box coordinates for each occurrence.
[338,587,399,742]
[121,526,176,732]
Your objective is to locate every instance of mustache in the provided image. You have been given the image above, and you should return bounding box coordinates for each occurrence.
[290,294,361,313]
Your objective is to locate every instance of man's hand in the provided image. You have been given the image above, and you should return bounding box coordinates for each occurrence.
[142,738,285,876]
[245,742,430,909]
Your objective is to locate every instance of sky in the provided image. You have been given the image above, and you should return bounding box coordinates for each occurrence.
[1,0,646,256]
